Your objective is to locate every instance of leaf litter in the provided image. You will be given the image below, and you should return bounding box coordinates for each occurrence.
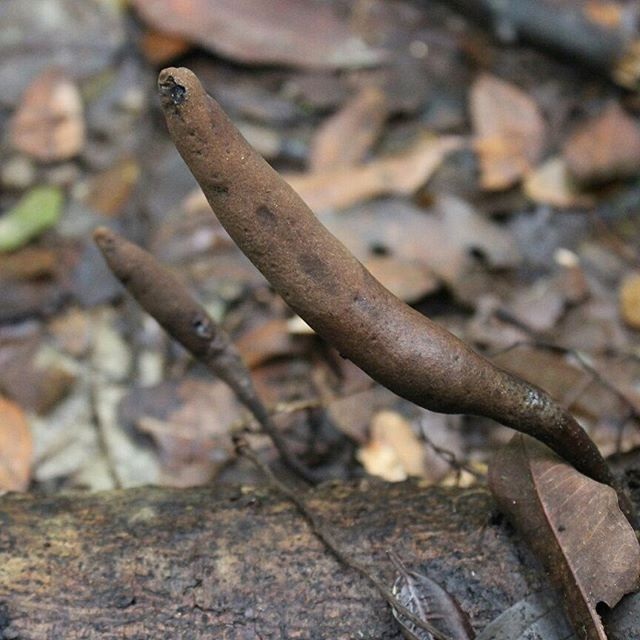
[489,434,640,640]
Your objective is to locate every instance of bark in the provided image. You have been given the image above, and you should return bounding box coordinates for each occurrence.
[0,478,557,639]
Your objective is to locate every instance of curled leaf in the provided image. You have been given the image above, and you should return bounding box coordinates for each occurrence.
[489,434,640,640]
[390,552,475,640]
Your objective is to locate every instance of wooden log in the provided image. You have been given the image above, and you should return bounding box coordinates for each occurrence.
[0,479,543,638]
[0,476,635,638]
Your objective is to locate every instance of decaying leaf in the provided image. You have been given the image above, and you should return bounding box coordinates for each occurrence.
[309,85,388,171]
[235,318,308,369]
[132,378,241,487]
[364,255,439,303]
[390,552,475,640]
[0,395,33,492]
[470,74,546,191]
[131,0,382,69]
[10,68,85,162]
[284,135,464,212]
[563,102,640,184]
[477,590,575,640]
[489,434,640,640]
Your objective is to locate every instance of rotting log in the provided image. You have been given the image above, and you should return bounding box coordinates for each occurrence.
[0,477,634,639]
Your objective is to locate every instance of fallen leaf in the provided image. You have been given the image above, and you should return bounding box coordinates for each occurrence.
[506,278,566,332]
[585,1,624,28]
[285,134,463,212]
[0,325,76,415]
[489,434,640,640]
[0,247,57,281]
[140,28,191,65]
[309,85,388,171]
[470,74,546,190]
[0,186,64,253]
[491,347,604,421]
[391,553,474,640]
[524,157,595,208]
[364,256,439,303]
[319,197,518,286]
[131,0,382,69]
[235,318,308,369]
[563,102,640,184]
[84,159,140,217]
[477,590,575,640]
[619,272,640,329]
[0,395,33,492]
[10,68,85,162]
[357,410,426,482]
[132,378,240,487]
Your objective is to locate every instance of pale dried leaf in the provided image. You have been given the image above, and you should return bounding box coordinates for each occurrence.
[309,85,388,171]
[524,157,595,208]
[357,410,425,482]
[285,135,464,212]
[563,102,640,183]
[10,68,85,162]
[471,74,546,190]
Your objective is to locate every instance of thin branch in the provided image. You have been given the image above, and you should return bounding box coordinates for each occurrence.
[93,227,319,484]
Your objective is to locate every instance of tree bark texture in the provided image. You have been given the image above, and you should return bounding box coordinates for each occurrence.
[0,478,598,638]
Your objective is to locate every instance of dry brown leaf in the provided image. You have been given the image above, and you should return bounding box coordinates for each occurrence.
[285,135,463,212]
[131,0,382,69]
[10,68,84,162]
[491,347,612,422]
[318,196,518,287]
[140,28,191,65]
[470,74,546,190]
[524,157,595,208]
[563,102,640,183]
[84,159,141,217]
[309,85,388,171]
[235,318,308,369]
[0,395,32,492]
[619,272,640,329]
[135,378,240,487]
[584,1,624,28]
[489,434,640,640]
[364,256,439,303]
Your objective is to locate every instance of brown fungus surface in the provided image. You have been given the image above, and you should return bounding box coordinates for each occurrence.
[157,67,630,518]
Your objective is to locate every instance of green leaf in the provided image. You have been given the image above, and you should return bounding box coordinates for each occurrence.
[0,186,64,252]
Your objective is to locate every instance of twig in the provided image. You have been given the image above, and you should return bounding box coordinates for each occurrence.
[93,227,319,484]
[234,436,455,640]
